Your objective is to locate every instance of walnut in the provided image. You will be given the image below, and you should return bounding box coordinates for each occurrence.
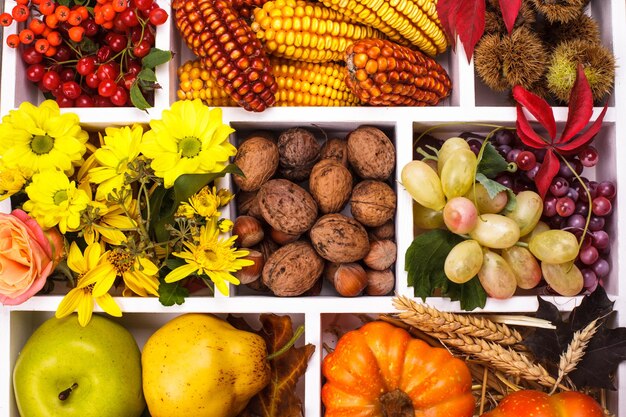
[347,126,395,180]
[277,127,321,181]
[233,135,279,191]
[309,159,353,214]
[350,180,396,227]
[262,241,325,296]
[320,137,349,167]
[257,179,318,235]
[309,213,370,263]
[363,240,397,270]
[236,191,263,219]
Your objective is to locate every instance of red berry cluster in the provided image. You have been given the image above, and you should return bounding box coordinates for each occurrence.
[1,0,169,108]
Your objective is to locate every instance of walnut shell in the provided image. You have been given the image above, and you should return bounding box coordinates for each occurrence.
[233,135,279,192]
[350,180,396,227]
[347,126,395,180]
[363,240,397,270]
[309,159,353,214]
[257,179,318,235]
[320,138,349,167]
[277,127,321,181]
[262,241,324,296]
[309,213,370,263]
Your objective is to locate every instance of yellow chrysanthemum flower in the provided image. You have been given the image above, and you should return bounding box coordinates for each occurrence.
[23,170,90,233]
[189,186,220,218]
[0,166,27,201]
[140,100,236,188]
[80,247,160,298]
[0,100,88,175]
[175,202,196,219]
[88,124,144,200]
[165,218,253,296]
[218,218,233,233]
[82,200,138,245]
[56,242,122,327]
[216,188,234,207]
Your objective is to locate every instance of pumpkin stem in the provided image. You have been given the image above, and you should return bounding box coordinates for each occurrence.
[380,389,415,417]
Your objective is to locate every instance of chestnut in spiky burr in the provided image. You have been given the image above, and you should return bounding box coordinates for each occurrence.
[543,14,601,47]
[546,39,615,103]
[484,0,536,35]
[475,27,548,92]
[531,0,590,24]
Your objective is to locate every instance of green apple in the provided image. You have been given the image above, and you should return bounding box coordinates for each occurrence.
[13,313,145,417]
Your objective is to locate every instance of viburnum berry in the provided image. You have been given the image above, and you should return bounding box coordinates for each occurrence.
[47,31,62,46]
[0,12,13,26]
[29,18,46,35]
[55,5,71,22]
[6,33,20,48]
[68,26,85,42]
[112,0,127,13]
[44,45,57,57]
[67,10,83,26]
[11,4,30,22]
[45,14,59,28]
[39,0,56,16]
[19,29,36,45]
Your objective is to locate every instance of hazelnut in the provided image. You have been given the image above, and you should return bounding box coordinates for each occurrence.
[325,263,368,297]
[232,216,264,248]
[363,240,397,271]
[369,220,395,241]
[365,268,395,296]
[234,250,265,284]
[269,228,301,245]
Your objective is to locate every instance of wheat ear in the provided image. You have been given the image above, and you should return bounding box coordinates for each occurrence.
[551,319,600,393]
[392,295,523,346]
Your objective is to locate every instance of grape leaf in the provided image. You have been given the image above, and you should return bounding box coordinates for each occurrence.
[157,276,189,307]
[524,287,626,389]
[477,141,509,178]
[475,173,507,199]
[405,230,486,310]
[236,314,315,417]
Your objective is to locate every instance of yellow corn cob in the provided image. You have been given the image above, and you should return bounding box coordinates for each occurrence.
[177,58,362,107]
[320,0,448,56]
[250,0,386,63]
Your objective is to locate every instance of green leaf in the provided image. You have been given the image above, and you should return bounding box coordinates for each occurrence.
[405,230,464,300]
[142,48,172,69]
[503,189,517,213]
[137,68,157,82]
[78,37,98,54]
[130,83,152,111]
[165,258,186,270]
[475,172,508,199]
[445,277,487,311]
[477,142,509,178]
[406,230,487,310]
[149,164,244,242]
[158,276,189,307]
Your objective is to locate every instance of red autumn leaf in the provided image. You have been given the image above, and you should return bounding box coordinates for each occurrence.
[454,0,485,61]
[513,66,607,199]
[498,0,522,34]
[512,85,557,140]
[560,63,595,143]
[435,0,459,46]
[534,148,560,199]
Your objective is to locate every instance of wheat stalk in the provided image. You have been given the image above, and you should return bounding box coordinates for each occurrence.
[550,319,600,393]
[392,295,523,346]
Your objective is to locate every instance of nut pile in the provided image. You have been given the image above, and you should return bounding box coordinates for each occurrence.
[232,126,398,297]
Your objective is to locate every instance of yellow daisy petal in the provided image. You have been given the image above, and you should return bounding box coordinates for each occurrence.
[96,293,122,317]
[55,288,83,319]
[164,263,199,283]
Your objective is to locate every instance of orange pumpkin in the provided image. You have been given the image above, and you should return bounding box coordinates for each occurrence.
[480,390,604,417]
[321,321,475,417]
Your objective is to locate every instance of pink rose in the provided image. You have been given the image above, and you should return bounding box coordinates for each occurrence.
[0,209,65,305]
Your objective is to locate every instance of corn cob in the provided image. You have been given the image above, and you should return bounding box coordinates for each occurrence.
[232,0,271,19]
[250,0,386,63]
[320,0,448,56]
[173,0,277,112]
[344,38,451,106]
[178,58,362,107]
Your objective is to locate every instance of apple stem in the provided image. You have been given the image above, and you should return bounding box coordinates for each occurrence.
[58,383,78,401]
